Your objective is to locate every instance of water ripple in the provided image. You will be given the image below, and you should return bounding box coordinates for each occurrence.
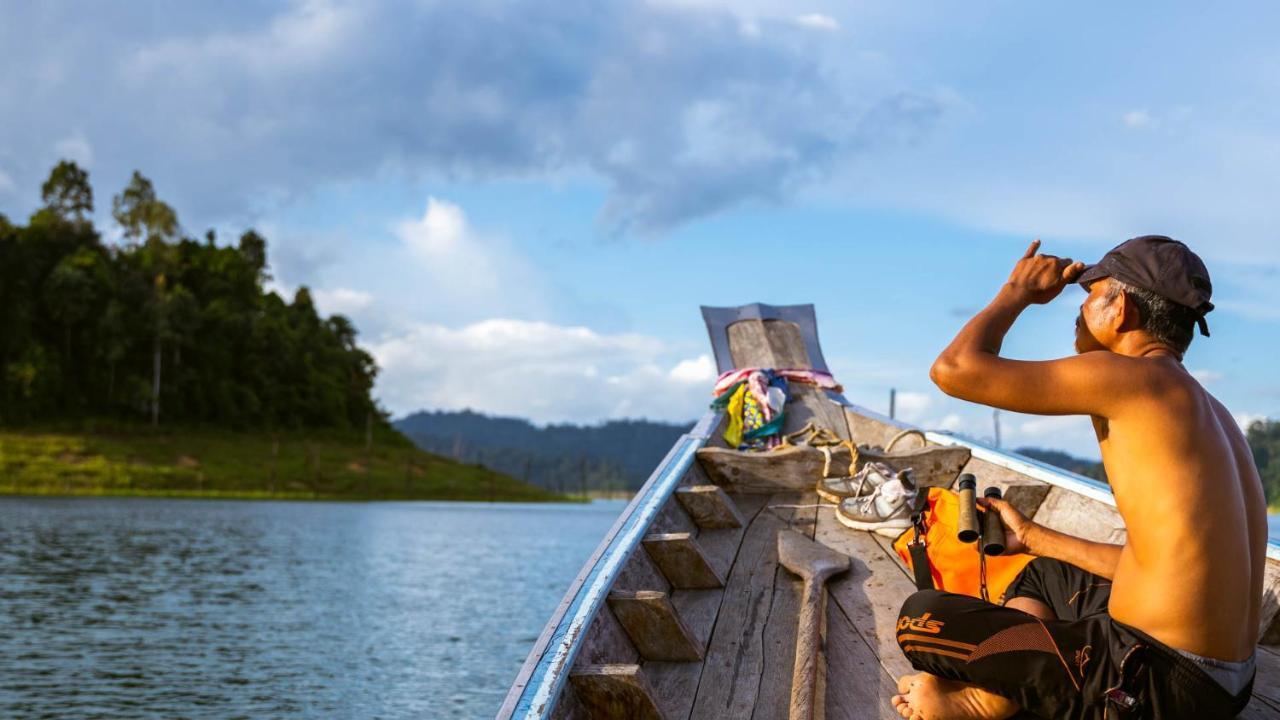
[0,497,621,718]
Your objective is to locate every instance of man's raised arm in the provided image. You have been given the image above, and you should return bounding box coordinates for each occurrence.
[930,239,1131,417]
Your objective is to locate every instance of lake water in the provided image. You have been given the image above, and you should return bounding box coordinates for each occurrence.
[2,498,1278,719]
[0,497,625,719]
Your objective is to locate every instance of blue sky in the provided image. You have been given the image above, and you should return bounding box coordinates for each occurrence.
[3,1,1279,458]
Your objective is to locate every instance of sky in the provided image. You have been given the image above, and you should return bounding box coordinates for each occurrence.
[3,1,1279,458]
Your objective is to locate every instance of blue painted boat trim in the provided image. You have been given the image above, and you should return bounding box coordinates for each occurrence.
[505,413,717,718]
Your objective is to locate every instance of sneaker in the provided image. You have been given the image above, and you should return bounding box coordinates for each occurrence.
[835,472,917,536]
[816,461,897,503]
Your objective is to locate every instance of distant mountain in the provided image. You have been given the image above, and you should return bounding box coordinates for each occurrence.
[394,410,692,492]
[1014,447,1107,483]
[394,410,1120,494]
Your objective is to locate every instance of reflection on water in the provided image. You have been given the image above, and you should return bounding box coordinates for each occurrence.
[0,497,624,719]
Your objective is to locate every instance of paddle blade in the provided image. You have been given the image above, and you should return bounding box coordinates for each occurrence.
[777,529,849,581]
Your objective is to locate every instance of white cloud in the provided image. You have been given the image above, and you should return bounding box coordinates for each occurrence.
[1122,110,1151,129]
[669,354,716,384]
[312,287,373,316]
[368,319,708,422]
[936,413,964,431]
[794,13,839,31]
[53,131,94,167]
[1190,368,1223,384]
[1235,412,1267,431]
[0,1,944,234]
[397,197,466,257]
[893,390,933,422]
[0,167,14,194]
[390,197,551,320]
[1013,414,1094,441]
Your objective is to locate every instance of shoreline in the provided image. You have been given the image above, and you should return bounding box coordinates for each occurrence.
[0,426,566,504]
[0,487,581,503]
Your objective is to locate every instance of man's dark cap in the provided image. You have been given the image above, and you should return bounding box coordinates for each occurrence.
[1077,235,1214,336]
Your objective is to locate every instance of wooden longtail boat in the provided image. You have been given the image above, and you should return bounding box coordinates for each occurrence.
[498,303,1280,719]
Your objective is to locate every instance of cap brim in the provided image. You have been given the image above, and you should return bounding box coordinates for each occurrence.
[1076,263,1107,287]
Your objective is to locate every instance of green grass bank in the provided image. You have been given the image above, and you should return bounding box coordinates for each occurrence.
[0,423,565,502]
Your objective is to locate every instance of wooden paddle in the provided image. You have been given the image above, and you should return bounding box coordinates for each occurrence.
[777,529,850,720]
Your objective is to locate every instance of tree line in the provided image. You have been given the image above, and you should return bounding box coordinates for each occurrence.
[1247,420,1280,507]
[395,410,691,491]
[1,161,380,430]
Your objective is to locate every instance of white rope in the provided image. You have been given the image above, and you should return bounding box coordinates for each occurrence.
[766,503,834,510]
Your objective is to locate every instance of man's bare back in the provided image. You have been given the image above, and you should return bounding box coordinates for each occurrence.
[1100,358,1266,661]
[891,237,1265,719]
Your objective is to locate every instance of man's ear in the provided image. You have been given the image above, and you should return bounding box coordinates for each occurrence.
[1114,290,1142,332]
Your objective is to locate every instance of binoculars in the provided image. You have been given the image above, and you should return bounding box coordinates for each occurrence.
[957,473,1006,555]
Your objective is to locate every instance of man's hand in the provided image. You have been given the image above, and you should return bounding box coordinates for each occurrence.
[977,495,1039,555]
[979,494,1124,578]
[1004,239,1087,305]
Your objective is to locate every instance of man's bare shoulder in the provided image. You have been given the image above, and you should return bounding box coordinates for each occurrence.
[1104,354,1200,396]
[1063,351,1181,394]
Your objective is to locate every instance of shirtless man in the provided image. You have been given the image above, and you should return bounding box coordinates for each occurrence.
[890,236,1266,719]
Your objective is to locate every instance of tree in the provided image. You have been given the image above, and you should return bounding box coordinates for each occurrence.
[3,161,384,432]
[112,171,178,244]
[41,161,94,222]
[238,229,269,282]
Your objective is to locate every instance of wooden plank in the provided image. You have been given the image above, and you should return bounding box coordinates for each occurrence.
[549,683,588,720]
[614,545,671,595]
[859,443,972,491]
[958,455,1054,518]
[823,597,903,720]
[785,384,850,439]
[815,509,919,682]
[570,664,665,720]
[669,588,724,652]
[753,560,806,720]
[697,445,824,493]
[652,495,700,535]
[751,496,821,720]
[644,661,703,720]
[1248,645,1280,717]
[843,408,907,448]
[677,485,745,529]
[608,591,703,662]
[726,318,811,369]
[1257,559,1280,644]
[574,604,639,668]
[644,533,725,589]
[643,495,773,719]
[1032,485,1127,544]
[699,439,969,496]
[868,531,912,581]
[689,492,816,719]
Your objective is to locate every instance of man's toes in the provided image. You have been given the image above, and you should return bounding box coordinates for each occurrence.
[897,672,921,694]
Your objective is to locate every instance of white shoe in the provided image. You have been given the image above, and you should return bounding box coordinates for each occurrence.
[835,474,917,536]
[816,461,896,503]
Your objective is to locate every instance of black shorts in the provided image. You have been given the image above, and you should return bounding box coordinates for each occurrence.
[895,557,1255,719]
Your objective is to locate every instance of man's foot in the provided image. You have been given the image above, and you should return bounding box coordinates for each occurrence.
[891,673,1021,720]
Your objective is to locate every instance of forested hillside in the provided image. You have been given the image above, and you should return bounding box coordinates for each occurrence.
[395,410,690,492]
[1247,420,1280,507]
[1,162,377,430]
[1013,447,1107,483]
[0,162,558,501]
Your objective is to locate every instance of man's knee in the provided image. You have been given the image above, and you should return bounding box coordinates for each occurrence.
[897,589,951,641]
[896,590,964,672]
